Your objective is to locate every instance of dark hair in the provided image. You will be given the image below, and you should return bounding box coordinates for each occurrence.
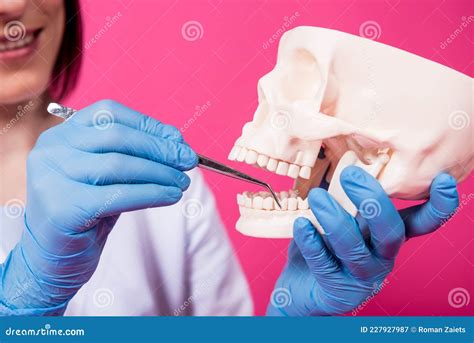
[48,0,82,101]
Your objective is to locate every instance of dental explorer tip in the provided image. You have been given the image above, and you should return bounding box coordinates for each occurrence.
[268,188,281,209]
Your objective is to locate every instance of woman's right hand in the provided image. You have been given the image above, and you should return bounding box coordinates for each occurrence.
[0,100,197,315]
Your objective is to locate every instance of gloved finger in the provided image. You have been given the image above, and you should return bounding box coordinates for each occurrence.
[354,214,370,242]
[287,240,305,263]
[44,215,120,256]
[69,99,184,141]
[282,241,309,277]
[399,173,458,238]
[63,122,197,171]
[293,217,341,279]
[83,184,183,228]
[308,188,377,279]
[340,166,405,260]
[53,149,191,190]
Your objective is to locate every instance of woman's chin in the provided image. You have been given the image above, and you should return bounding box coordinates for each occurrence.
[0,76,48,105]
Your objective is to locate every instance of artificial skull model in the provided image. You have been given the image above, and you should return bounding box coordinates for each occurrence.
[228,26,473,238]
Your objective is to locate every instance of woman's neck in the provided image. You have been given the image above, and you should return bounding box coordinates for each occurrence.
[0,94,63,203]
[0,95,62,152]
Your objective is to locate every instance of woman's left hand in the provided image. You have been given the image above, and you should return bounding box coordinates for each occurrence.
[267,166,459,316]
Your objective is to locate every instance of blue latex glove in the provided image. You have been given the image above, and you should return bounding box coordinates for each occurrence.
[267,166,459,316]
[0,100,197,316]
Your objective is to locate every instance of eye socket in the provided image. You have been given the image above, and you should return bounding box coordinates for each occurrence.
[281,48,322,101]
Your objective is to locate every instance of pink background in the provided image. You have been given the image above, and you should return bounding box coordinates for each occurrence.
[69,0,473,315]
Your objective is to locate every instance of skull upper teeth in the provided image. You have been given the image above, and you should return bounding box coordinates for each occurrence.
[228,145,313,180]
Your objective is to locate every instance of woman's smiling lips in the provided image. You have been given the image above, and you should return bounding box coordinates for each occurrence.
[0,27,43,62]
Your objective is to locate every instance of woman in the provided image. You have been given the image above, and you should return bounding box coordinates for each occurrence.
[0,0,252,316]
[0,0,459,317]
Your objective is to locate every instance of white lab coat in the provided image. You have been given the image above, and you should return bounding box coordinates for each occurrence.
[0,169,253,316]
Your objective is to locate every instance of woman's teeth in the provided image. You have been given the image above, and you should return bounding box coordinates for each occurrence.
[0,34,34,52]
[237,191,309,211]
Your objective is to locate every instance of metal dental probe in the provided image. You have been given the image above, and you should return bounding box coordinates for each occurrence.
[46,102,282,208]
[197,154,281,208]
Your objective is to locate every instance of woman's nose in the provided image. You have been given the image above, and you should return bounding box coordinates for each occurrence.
[0,0,28,21]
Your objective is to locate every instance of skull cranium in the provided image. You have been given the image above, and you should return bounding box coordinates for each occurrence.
[228,26,473,238]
